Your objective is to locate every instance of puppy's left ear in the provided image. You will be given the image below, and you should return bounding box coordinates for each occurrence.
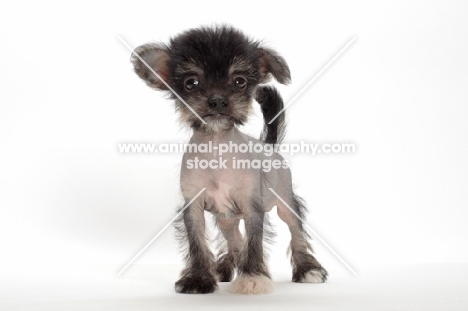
[258,48,291,84]
[131,43,171,91]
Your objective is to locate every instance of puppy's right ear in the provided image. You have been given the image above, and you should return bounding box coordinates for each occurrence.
[258,48,291,85]
[131,43,171,90]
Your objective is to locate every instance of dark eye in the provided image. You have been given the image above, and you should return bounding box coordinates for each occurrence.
[234,76,247,88]
[184,77,199,90]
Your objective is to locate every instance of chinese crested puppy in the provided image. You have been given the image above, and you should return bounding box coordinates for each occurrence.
[131,25,327,294]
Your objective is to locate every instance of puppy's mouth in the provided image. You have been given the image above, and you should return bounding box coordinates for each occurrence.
[203,113,231,118]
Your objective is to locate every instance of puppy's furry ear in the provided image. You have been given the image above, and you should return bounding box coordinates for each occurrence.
[258,48,291,84]
[131,43,171,90]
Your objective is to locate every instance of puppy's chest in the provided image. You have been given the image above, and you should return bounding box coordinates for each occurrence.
[181,151,258,216]
[182,149,255,185]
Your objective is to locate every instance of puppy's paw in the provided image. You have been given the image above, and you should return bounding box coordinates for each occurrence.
[293,267,328,283]
[215,254,236,282]
[232,274,273,294]
[175,274,218,294]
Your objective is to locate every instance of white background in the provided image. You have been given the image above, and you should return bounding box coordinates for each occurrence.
[1,0,468,309]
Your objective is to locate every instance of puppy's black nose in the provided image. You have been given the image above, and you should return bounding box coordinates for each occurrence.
[208,95,228,111]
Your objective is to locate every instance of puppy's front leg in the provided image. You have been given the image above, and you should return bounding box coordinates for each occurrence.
[232,200,273,294]
[175,199,217,294]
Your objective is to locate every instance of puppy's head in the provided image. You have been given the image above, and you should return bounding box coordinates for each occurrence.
[132,26,290,134]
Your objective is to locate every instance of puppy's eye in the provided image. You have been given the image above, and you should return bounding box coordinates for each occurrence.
[184,78,199,90]
[234,77,247,89]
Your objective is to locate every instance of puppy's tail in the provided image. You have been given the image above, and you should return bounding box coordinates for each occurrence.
[256,85,286,144]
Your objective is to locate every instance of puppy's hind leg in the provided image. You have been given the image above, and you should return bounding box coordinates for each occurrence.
[277,192,328,283]
[215,218,243,282]
[174,198,217,294]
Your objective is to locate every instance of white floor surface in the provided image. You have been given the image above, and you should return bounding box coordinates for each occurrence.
[1,263,467,311]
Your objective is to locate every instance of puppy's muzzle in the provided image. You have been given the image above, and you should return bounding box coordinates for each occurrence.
[208,95,228,113]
